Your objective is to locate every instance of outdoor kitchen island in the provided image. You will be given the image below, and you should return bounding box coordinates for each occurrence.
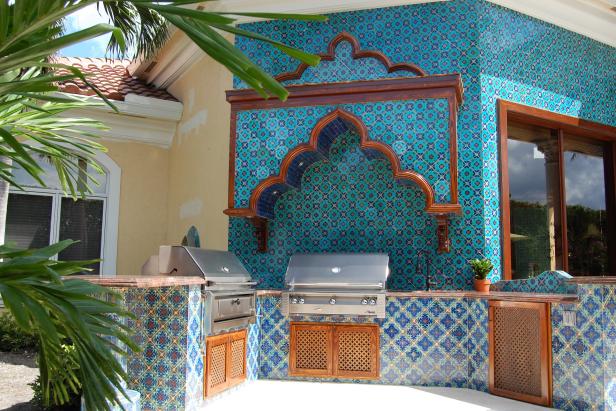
[80,272,616,411]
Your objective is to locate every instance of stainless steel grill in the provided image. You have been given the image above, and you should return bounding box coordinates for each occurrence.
[281,253,389,318]
[142,246,256,335]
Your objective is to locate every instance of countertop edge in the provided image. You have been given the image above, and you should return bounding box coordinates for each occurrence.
[255,289,579,303]
[76,275,206,288]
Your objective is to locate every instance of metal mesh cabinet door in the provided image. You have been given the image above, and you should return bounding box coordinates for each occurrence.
[489,301,551,406]
[204,333,229,398]
[333,324,379,379]
[289,323,333,377]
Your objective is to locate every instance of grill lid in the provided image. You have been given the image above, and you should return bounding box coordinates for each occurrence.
[157,246,252,284]
[285,253,389,290]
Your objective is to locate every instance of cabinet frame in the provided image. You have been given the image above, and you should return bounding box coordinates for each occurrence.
[488,300,552,406]
[204,328,247,398]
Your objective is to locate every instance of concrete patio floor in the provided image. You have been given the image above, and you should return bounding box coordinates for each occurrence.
[203,380,553,411]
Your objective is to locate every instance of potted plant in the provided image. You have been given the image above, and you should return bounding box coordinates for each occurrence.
[469,258,493,292]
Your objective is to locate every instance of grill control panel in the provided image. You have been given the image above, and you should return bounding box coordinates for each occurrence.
[281,292,386,318]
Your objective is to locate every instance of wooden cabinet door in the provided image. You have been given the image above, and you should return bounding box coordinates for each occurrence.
[204,329,248,398]
[289,323,333,377]
[333,324,379,379]
[488,301,552,406]
[289,322,379,379]
[204,333,229,397]
[227,329,247,386]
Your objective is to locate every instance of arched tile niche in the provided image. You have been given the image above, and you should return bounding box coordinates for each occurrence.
[224,32,464,254]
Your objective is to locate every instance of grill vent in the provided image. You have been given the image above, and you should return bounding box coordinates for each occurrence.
[489,301,551,406]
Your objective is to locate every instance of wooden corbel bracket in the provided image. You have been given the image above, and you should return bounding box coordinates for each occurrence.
[436,214,451,254]
[251,217,269,253]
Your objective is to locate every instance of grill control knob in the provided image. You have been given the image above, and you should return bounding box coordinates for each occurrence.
[290,297,298,304]
[298,297,305,304]
[329,298,336,305]
[369,298,377,306]
[361,298,369,305]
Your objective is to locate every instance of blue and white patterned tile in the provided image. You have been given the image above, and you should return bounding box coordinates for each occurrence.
[552,285,606,411]
[124,286,191,411]
[491,271,578,295]
[467,298,488,392]
[603,286,616,411]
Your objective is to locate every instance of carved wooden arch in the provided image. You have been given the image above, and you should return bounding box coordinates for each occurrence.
[249,108,441,214]
[275,31,427,83]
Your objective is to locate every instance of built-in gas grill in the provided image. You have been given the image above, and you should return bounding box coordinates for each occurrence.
[142,246,256,335]
[281,253,389,318]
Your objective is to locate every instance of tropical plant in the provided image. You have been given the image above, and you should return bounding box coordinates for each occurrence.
[1,1,324,410]
[0,241,137,409]
[30,344,82,410]
[0,311,40,352]
[469,258,494,280]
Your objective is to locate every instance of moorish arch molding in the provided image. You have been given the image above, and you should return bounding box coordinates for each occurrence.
[275,31,428,83]
[224,108,460,253]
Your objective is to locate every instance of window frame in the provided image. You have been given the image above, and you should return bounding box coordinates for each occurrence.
[498,99,616,279]
[6,151,121,276]
[8,189,108,267]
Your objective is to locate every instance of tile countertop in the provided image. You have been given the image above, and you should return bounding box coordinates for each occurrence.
[77,275,205,288]
[256,289,579,303]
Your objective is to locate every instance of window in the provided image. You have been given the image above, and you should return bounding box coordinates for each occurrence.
[4,154,120,275]
[499,101,616,279]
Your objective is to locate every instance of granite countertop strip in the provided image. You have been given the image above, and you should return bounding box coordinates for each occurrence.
[566,276,616,284]
[255,289,578,303]
[78,275,206,288]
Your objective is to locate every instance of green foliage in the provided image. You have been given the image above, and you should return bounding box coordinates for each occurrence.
[30,344,82,411]
[469,258,494,280]
[102,1,327,100]
[0,311,39,352]
[0,241,137,411]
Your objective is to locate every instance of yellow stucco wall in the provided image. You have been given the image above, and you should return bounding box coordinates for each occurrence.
[165,53,233,250]
[102,140,169,274]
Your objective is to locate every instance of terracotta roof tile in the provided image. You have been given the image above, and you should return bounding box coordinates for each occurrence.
[54,57,176,102]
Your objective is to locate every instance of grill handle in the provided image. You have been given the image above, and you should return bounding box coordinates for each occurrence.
[288,281,384,289]
[206,280,258,286]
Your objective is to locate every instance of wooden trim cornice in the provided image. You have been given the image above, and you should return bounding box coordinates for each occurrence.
[226,74,463,111]
[275,31,427,83]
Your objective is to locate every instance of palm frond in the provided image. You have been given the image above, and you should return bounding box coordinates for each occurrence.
[0,240,138,411]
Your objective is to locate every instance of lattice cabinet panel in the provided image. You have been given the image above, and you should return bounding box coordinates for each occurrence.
[289,323,333,377]
[289,322,379,379]
[204,329,247,398]
[334,325,379,379]
[489,301,551,406]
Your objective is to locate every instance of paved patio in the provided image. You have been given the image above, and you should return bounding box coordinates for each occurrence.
[203,380,553,411]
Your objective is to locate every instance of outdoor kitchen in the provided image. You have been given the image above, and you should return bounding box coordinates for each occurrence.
[72,1,615,411]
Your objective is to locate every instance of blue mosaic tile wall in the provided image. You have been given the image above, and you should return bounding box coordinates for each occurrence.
[231,131,465,290]
[552,285,606,411]
[257,295,489,389]
[230,0,616,286]
[123,285,202,411]
[490,271,578,295]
